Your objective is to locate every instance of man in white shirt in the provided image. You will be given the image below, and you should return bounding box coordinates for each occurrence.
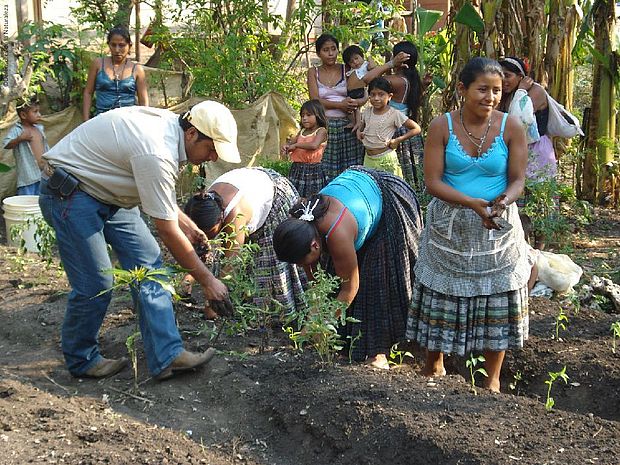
[40,101,240,380]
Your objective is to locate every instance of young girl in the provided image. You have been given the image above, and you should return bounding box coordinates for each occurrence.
[356,77,421,178]
[283,100,329,198]
[363,41,426,187]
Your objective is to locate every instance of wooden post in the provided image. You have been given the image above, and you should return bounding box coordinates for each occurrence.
[134,0,140,62]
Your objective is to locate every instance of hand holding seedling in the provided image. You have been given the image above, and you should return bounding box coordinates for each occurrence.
[489,194,507,218]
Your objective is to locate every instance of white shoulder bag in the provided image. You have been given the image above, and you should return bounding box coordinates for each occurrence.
[546,93,584,138]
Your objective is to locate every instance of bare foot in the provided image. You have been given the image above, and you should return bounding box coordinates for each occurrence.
[367,354,390,370]
[420,366,446,377]
[483,379,501,393]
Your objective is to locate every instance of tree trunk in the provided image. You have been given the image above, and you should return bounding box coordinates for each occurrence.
[582,0,617,203]
[442,0,470,112]
[114,0,134,30]
[0,42,33,118]
[523,0,546,84]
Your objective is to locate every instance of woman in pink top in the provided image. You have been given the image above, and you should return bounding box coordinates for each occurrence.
[307,33,364,181]
[283,99,328,198]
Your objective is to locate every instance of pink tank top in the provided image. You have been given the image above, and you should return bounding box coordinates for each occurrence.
[315,65,347,118]
[290,129,326,163]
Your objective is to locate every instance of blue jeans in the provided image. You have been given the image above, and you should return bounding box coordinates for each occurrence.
[17,181,40,195]
[39,180,183,376]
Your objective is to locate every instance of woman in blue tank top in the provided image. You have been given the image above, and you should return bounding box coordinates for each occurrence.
[406,58,530,393]
[83,26,149,120]
[273,166,423,369]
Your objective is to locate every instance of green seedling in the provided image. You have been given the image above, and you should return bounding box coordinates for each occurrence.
[284,266,359,365]
[388,343,414,367]
[465,353,488,395]
[611,321,620,354]
[99,265,183,392]
[509,370,523,393]
[347,330,362,365]
[554,306,569,340]
[544,366,569,411]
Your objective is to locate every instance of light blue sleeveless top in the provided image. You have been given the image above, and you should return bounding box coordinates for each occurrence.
[94,59,137,115]
[320,170,383,251]
[389,101,408,115]
[442,112,509,202]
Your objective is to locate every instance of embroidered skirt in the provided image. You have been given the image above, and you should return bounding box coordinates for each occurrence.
[249,169,307,314]
[405,198,530,355]
[395,129,424,189]
[321,118,365,182]
[288,162,328,199]
[324,166,423,361]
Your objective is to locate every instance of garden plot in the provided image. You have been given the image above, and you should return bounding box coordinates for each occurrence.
[0,210,618,465]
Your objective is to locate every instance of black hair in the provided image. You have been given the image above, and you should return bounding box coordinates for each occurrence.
[184,191,225,234]
[300,99,327,129]
[16,96,40,117]
[459,57,504,88]
[107,26,132,45]
[368,77,393,94]
[392,41,423,121]
[273,219,317,264]
[498,56,526,77]
[178,108,210,141]
[342,45,364,65]
[315,33,339,53]
[273,194,330,263]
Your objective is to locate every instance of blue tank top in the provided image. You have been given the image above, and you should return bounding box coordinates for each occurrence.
[442,112,509,202]
[389,101,408,115]
[320,170,383,251]
[94,59,137,115]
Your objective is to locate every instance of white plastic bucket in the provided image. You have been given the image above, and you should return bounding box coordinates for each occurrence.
[2,195,42,252]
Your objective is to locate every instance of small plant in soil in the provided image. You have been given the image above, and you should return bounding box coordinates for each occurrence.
[509,370,523,395]
[209,227,280,353]
[544,365,569,411]
[611,321,620,354]
[284,266,357,365]
[554,306,569,340]
[99,265,182,392]
[465,353,488,395]
[388,343,413,367]
[10,217,59,269]
[347,330,362,364]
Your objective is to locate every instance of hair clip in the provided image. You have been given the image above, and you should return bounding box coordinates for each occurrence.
[299,198,319,222]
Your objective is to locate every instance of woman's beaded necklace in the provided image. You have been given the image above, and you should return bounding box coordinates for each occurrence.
[459,106,493,157]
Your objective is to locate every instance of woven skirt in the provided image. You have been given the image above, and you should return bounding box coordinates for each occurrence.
[405,284,529,355]
[405,198,530,355]
[248,169,307,314]
[327,166,423,361]
[321,117,365,182]
[395,128,424,189]
[288,162,328,199]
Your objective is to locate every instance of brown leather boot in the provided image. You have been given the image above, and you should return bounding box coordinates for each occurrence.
[155,348,216,381]
[82,357,128,378]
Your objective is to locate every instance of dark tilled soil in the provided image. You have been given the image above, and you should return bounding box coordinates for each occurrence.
[0,208,619,465]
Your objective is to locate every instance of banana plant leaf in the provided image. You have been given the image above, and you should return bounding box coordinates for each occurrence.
[454,1,484,35]
[416,7,443,36]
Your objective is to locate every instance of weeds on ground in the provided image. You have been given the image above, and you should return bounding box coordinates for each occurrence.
[611,322,620,354]
[544,366,569,411]
[388,343,413,367]
[284,266,357,365]
[99,265,183,392]
[554,306,569,340]
[347,330,362,364]
[465,353,488,395]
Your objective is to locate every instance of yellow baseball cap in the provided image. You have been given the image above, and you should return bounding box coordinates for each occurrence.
[186,101,240,163]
